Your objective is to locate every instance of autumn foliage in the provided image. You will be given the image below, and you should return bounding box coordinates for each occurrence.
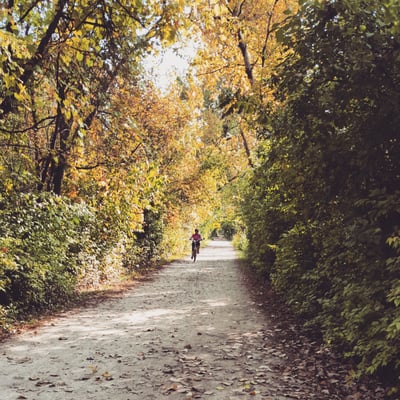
[1,0,400,387]
[0,1,223,326]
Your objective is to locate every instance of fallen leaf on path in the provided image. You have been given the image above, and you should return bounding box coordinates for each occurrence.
[102,371,113,381]
[243,383,256,393]
[192,386,205,393]
[345,393,363,400]
[163,383,178,394]
[35,380,52,386]
[15,357,32,364]
[163,368,174,374]
[88,365,98,373]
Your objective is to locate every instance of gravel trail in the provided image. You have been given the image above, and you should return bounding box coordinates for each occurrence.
[0,240,384,400]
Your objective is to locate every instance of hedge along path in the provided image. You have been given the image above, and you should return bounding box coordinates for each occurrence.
[0,240,384,399]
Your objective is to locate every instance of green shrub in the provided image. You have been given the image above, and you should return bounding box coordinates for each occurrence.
[240,0,400,382]
[272,222,319,319]
[0,192,94,317]
[232,230,248,254]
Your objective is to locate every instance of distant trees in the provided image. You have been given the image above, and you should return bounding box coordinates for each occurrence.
[189,0,296,238]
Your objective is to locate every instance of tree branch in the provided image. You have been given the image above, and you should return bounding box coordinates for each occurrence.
[261,0,280,68]
[114,0,146,27]
[0,116,56,134]
[0,0,68,118]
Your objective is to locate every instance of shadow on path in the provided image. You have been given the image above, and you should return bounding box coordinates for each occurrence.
[0,240,385,399]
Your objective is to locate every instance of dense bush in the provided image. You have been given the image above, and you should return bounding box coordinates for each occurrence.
[0,193,94,321]
[124,208,164,271]
[241,0,400,380]
[0,191,173,328]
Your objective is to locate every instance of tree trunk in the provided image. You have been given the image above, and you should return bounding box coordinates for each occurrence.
[237,29,254,85]
[0,0,68,118]
[239,127,253,168]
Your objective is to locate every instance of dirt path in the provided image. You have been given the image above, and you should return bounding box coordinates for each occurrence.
[0,240,385,399]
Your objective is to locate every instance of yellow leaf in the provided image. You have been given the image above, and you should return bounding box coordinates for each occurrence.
[4,179,13,192]
[102,371,113,380]
[14,91,24,101]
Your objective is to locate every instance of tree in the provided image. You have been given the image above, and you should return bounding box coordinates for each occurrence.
[190,0,296,169]
[242,0,400,378]
[0,1,220,323]
[0,0,188,195]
